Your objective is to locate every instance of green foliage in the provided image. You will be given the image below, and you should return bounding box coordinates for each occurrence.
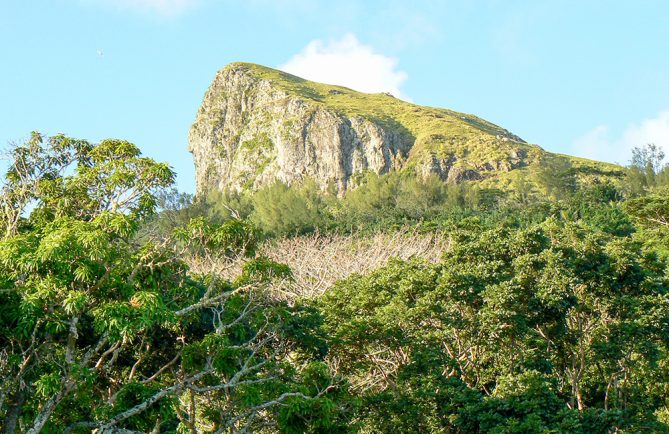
[532,154,577,200]
[239,133,274,154]
[249,178,331,236]
[338,171,452,223]
[206,188,255,221]
[317,221,669,432]
[174,216,260,257]
[5,131,669,433]
[562,183,633,236]
[0,133,332,433]
[624,186,669,256]
[276,362,350,433]
[236,256,292,285]
[625,143,669,196]
[135,188,208,240]
[203,171,522,238]
[200,169,633,239]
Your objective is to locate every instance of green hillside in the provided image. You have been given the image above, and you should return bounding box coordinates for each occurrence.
[228,62,622,184]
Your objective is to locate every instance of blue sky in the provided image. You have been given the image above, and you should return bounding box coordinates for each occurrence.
[1,0,669,193]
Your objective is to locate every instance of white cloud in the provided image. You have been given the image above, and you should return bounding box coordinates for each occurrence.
[88,0,200,17]
[279,34,409,100]
[571,110,669,165]
[622,110,669,152]
[571,125,616,161]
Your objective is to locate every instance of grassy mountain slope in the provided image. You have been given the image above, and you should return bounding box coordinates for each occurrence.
[193,62,623,194]
[233,63,622,182]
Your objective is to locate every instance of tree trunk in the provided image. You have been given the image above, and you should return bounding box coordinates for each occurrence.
[576,386,584,411]
[26,381,74,434]
[2,388,26,434]
[26,394,59,434]
[188,389,197,434]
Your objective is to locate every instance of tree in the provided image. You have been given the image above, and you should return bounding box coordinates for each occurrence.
[533,155,577,200]
[317,220,669,432]
[250,179,331,236]
[623,186,669,259]
[509,170,535,205]
[626,143,669,195]
[624,187,669,230]
[0,134,334,433]
[631,143,665,180]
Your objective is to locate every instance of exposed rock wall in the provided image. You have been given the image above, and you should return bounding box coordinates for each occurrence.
[188,63,543,197]
[189,64,412,195]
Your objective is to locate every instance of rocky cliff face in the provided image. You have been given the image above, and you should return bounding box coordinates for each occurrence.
[189,63,534,196]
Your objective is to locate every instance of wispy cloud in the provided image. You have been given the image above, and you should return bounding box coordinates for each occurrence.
[279,34,409,100]
[87,0,200,17]
[571,110,669,164]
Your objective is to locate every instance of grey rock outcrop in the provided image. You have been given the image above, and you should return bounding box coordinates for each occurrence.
[189,63,538,197]
[189,64,413,195]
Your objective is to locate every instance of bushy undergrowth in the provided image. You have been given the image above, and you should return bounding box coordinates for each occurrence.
[150,170,639,242]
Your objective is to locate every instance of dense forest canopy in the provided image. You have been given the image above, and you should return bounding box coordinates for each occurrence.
[1,133,669,433]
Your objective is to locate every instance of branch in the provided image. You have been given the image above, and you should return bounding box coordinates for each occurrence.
[187,376,277,393]
[83,333,109,366]
[95,342,121,370]
[141,353,181,384]
[175,284,252,317]
[65,316,80,366]
[646,216,669,229]
[224,385,335,434]
[98,369,211,431]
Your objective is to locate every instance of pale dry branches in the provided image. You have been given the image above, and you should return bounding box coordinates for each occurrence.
[190,228,452,298]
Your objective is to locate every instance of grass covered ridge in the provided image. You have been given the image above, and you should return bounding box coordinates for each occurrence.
[221,62,622,182]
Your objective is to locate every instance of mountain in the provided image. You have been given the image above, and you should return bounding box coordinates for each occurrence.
[189,62,620,196]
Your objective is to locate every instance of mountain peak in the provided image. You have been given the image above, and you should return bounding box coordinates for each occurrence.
[188,62,614,196]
